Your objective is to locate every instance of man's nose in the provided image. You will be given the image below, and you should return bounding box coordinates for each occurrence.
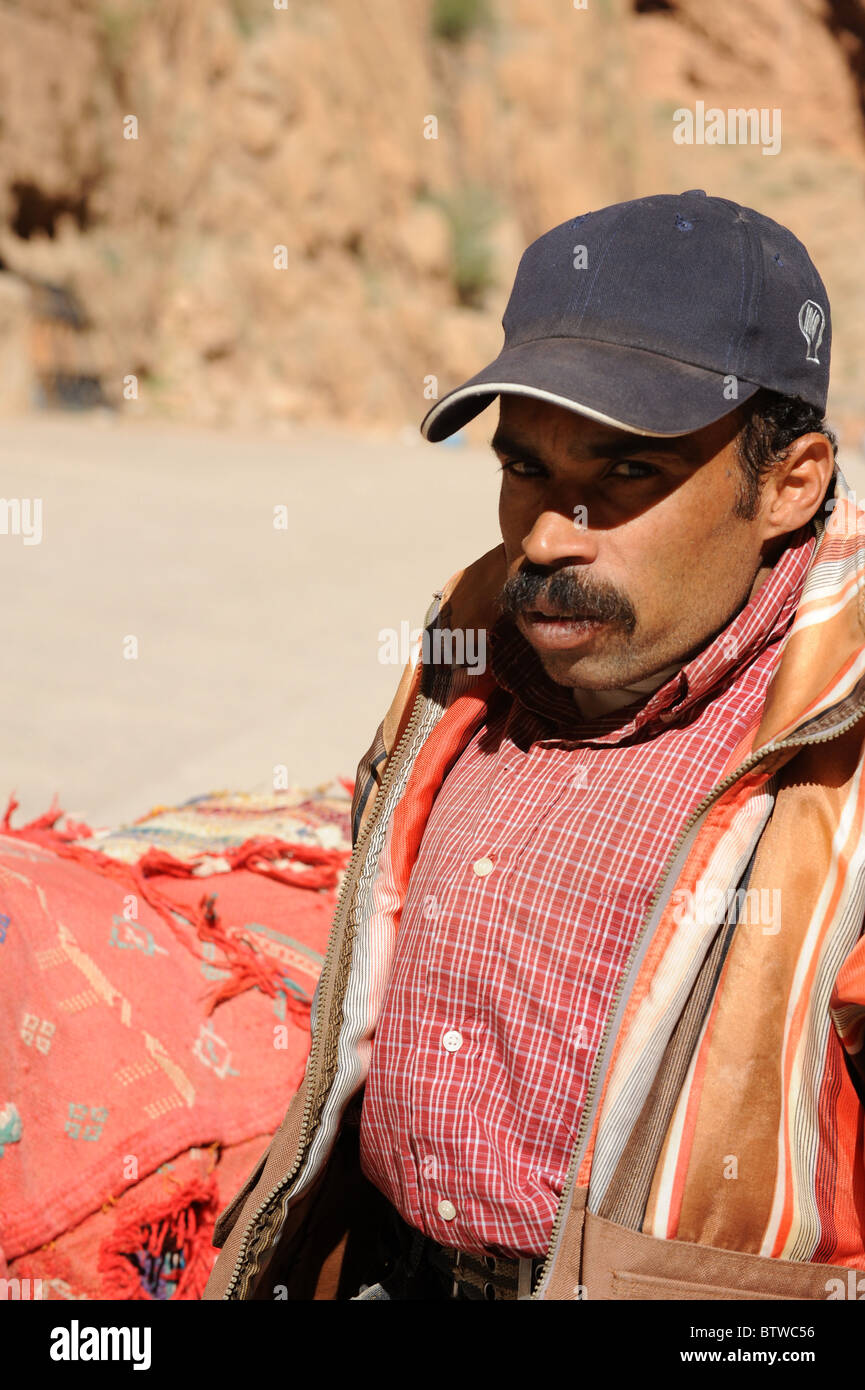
[521,506,599,569]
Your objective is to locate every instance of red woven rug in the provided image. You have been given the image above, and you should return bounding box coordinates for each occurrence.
[0,784,352,1298]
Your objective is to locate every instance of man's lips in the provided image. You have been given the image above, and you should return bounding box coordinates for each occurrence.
[525,607,599,621]
[518,607,610,651]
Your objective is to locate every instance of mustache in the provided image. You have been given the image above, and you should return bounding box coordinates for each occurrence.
[498,565,637,632]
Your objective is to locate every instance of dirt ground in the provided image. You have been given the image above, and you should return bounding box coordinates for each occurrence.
[2,411,862,833]
[1,411,502,829]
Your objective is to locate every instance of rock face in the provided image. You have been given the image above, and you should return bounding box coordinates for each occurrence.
[0,0,862,441]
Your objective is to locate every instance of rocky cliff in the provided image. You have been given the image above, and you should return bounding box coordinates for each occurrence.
[0,0,862,441]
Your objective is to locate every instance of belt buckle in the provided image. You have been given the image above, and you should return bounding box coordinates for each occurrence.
[449,1249,519,1301]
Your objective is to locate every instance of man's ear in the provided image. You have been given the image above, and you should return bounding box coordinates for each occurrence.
[758,433,836,541]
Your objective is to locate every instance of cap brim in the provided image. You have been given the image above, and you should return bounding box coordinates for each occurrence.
[419,337,761,441]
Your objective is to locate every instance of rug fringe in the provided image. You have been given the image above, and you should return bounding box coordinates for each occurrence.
[97,1176,217,1300]
[1,795,347,1014]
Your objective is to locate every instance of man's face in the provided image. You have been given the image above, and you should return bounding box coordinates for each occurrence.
[494,394,778,691]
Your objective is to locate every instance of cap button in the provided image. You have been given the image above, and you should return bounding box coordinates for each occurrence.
[682,189,707,197]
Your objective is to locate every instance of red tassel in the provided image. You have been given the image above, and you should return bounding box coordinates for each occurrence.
[1,796,348,1014]
[97,1178,218,1301]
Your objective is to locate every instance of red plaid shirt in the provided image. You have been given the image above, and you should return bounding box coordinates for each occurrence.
[359,526,816,1258]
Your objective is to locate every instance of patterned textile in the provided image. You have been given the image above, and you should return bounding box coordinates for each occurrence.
[359,528,815,1257]
[71,786,353,870]
[0,783,352,1298]
[3,1134,273,1301]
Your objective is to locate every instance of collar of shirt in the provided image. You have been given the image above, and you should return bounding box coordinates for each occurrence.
[487,522,817,744]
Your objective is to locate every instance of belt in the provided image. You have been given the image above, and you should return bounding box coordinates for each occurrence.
[423,1239,545,1301]
[388,1208,544,1301]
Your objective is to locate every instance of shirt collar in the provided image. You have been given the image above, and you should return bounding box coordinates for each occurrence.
[489,522,817,742]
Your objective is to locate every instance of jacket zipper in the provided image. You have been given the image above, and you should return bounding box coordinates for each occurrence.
[530,693,865,1298]
[222,681,428,1298]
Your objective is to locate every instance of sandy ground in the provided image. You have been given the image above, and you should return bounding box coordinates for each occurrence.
[2,411,863,832]
[1,411,503,829]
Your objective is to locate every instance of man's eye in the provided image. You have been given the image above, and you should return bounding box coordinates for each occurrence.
[498,458,541,477]
[497,458,659,480]
[609,460,658,479]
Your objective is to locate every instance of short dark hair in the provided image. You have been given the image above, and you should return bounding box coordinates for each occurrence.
[733,389,838,522]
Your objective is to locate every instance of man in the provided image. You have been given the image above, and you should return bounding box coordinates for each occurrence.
[204,191,865,1301]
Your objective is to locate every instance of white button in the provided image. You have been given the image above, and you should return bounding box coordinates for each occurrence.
[442,1029,463,1053]
[472,855,494,876]
[438,1199,457,1221]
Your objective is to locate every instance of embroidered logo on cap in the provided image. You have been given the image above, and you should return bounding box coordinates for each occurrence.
[798,299,826,364]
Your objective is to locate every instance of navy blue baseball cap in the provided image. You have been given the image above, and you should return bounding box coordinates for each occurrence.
[420,190,831,441]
